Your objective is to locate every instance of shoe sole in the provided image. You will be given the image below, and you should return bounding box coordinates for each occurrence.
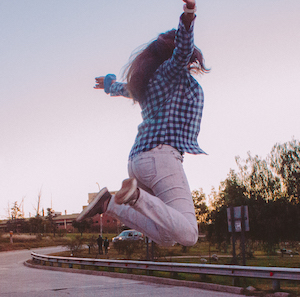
[115,178,137,205]
[76,187,111,222]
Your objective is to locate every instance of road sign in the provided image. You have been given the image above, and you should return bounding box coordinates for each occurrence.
[227,206,249,232]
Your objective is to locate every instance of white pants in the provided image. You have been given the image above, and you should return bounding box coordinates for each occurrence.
[106,145,198,247]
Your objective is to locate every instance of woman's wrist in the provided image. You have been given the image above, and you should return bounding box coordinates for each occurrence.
[183,4,197,14]
[183,0,196,15]
[104,74,116,94]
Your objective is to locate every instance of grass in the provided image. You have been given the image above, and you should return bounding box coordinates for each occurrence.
[0,232,71,251]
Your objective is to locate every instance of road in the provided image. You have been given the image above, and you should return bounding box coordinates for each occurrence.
[0,247,243,297]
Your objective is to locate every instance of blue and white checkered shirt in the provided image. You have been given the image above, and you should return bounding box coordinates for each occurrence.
[109,16,206,160]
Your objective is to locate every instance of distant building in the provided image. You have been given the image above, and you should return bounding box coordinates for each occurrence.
[52,213,78,232]
[0,220,8,232]
[53,191,122,233]
[0,191,123,234]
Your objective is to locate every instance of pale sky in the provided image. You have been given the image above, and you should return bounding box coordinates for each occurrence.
[1,0,300,219]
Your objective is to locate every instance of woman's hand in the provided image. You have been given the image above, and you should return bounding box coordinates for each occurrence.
[94,76,116,90]
[182,0,196,29]
[183,0,195,9]
[94,76,105,89]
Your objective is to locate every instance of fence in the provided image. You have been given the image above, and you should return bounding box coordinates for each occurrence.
[31,252,300,291]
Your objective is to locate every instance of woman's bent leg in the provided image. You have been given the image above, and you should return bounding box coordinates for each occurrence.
[107,145,198,247]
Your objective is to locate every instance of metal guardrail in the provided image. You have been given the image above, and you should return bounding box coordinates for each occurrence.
[31,252,300,291]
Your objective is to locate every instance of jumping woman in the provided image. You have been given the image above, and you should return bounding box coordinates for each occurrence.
[77,0,209,247]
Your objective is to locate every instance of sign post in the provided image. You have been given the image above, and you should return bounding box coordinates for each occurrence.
[10,231,13,244]
[227,206,249,266]
[241,205,246,266]
[229,206,237,265]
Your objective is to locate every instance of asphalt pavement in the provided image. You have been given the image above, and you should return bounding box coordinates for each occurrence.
[0,246,244,297]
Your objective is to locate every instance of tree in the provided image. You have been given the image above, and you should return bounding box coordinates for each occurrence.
[270,138,300,203]
[32,189,42,217]
[207,139,300,254]
[11,201,23,220]
[29,216,44,235]
[206,170,246,250]
[46,208,57,236]
[236,153,281,202]
[192,188,208,230]
[72,219,92,236]
[219,170,247,206]
[7,201,25,233]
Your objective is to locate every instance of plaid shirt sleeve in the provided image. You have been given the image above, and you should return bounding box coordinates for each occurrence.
[109,82,132,98]
[160,16,195,81]
[128,15,206,160]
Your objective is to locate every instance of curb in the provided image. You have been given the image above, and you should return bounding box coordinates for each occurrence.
[24,260,244,295]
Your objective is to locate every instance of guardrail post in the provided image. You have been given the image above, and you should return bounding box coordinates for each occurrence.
[272,279,280,291]
[146,237,149,260]
[151,241,155,260]
[199,274,207,281]
[232,277,240,286]
[146,270,153,276]
[171,272,178,278]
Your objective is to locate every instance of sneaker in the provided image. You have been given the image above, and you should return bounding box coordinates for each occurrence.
[115,178,139,206]
[76,187,111,222]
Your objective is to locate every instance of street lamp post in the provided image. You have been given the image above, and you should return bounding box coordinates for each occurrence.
[100,214,103,236]
[96,183,102,236]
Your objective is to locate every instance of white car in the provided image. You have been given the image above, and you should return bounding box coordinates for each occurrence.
[112,230,143,243]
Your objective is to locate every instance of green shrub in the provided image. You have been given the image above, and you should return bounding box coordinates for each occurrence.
[114,240,144,259]
[64,235,84,256]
